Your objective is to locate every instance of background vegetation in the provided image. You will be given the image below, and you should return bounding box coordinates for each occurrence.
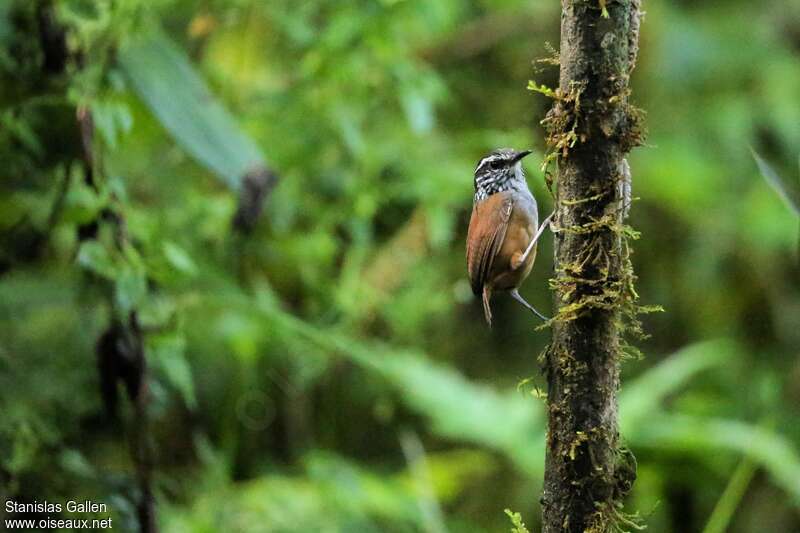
[1,0,799,531]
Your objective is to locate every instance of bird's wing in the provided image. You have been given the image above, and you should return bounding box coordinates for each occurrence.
[466,192,514,296]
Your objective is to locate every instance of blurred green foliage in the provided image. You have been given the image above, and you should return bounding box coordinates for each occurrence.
[1,0,800,532]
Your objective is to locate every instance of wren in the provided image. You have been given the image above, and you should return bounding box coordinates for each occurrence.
[466,148,553,326]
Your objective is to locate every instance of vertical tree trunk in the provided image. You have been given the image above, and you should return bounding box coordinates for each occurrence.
[541,1,643,532]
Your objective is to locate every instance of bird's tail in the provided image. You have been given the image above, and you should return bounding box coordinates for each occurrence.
[482,286,493,327]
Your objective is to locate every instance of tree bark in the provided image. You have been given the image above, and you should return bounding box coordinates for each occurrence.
[541,1,643,532]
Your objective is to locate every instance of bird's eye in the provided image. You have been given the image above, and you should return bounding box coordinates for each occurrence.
[489,160,503,170]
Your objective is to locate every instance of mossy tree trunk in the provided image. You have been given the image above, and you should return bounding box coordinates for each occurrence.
[541,1,643,531]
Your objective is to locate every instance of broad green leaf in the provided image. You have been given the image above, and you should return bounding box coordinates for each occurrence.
[264,304,800,502]
[620,340,736,428]
[261,302,547,476]
[399,448,496,503]
[360,346,545,475]
[161,451,422,532]
[119,28,265,190]
[631,414,800,502]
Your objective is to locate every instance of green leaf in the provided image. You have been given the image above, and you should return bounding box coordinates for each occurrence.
[162,241,198,277]
[505,509,530,533]
[620,340,736,429]
[631,414,800,502]
[114,263,147,314]
[212,293,800,503]
[262,304,546,475]
[400,90,434,134]
[162,451,423,531]
[58,449,95,479]
[119,28,265,190]
[77,241,117,279]
[0,2,12,44]
[91,98,134,150]
[62,173,107,225]
[2,110,43,156]
[527,80,557,98]
[702,455,758,533]
[599,0,610,18]
[752,149,800,217]
[149,332,196,409]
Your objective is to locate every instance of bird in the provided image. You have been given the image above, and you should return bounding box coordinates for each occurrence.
[466,148,553,326]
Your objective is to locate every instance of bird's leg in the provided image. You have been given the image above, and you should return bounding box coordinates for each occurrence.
[510,289,549,321]
[481,285,493,327]
[517,210,555,267]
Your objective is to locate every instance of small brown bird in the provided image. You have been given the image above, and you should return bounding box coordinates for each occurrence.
[466,148,552,326]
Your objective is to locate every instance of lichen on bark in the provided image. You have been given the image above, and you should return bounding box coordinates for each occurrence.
[539,1,647,532]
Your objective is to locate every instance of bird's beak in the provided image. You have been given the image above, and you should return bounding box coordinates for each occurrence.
[512,150,533,163]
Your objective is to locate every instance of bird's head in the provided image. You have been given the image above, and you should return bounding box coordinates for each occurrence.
[473,148,532,201]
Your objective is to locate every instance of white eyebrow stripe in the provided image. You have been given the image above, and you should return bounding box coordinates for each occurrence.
[475,155,500,174]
